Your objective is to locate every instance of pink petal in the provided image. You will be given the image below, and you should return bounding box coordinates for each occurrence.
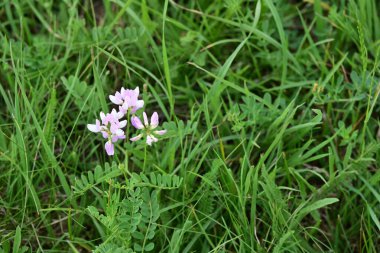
[122,101,130,111]
[143,112,149,127]
[109,124,118,134]
[130,134,143,142]
[151,135,158,142]
[146,136,153,146]
[109,95,123,105]
[129,95,137,105]
[150,112,159,129]
[119,105,127,115]
[105,141,114,156]
[123,90,133,100]
[131,116,144,129]
[101,131,109,139]
[154,130,167,135]
[131,100,144,113]
[115,91,123,100]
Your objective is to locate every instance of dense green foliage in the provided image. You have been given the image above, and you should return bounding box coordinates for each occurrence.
[1,0,380,252]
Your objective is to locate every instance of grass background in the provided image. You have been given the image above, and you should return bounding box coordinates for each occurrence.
[0,0,380,252]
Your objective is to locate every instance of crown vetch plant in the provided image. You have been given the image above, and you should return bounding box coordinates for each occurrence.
[84,87,176,252]
[87,86,166,155]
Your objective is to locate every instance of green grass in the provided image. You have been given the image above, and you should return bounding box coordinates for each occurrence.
[1,0,380,252]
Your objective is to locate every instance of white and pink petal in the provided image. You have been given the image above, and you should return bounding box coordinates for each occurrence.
[135,100,144,110]
[150,112,159,129]
[105,141,114,156]
[130,134,143,142]
[143,112,149,127]
[153,130,167,135]
[131,116,144,129]
[146,134,158,145]
[101,131,109,139]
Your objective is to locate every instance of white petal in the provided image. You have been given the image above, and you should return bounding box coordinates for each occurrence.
[119,120,127,128]
[135,100,144,110]
[115,129,124,137]
[110,109,123,120]
[117,111,124,119]
[134,86,140,95]
[111,108,117,115]
[100,112,105,121]
[109,95,123,105]
[87,124,100,132]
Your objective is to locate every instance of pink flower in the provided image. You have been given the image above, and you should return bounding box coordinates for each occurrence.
[130,112,167,145]
[87,109,127,156]
[109,87,144,114]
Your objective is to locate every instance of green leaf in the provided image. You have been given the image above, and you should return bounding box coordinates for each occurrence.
[299,198,339,216]
[144,242,154,251]
[13,226,21,253]
[134,243,142,252]
[367,205,380,231]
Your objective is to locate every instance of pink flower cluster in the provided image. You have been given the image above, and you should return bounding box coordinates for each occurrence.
[87,87,166,156]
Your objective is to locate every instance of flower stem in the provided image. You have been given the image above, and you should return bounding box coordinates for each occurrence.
[123,110,131,183]
[143,145,147,173]
[126,110,130,140]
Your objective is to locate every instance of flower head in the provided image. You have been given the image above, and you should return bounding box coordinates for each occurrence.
[130,112,166,145]
[109,87,144,114]
[87,109,127,155]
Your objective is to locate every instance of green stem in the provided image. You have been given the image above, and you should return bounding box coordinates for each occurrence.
[126,110,130,140]
[143,145,147,173]
[123,110,131,183]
